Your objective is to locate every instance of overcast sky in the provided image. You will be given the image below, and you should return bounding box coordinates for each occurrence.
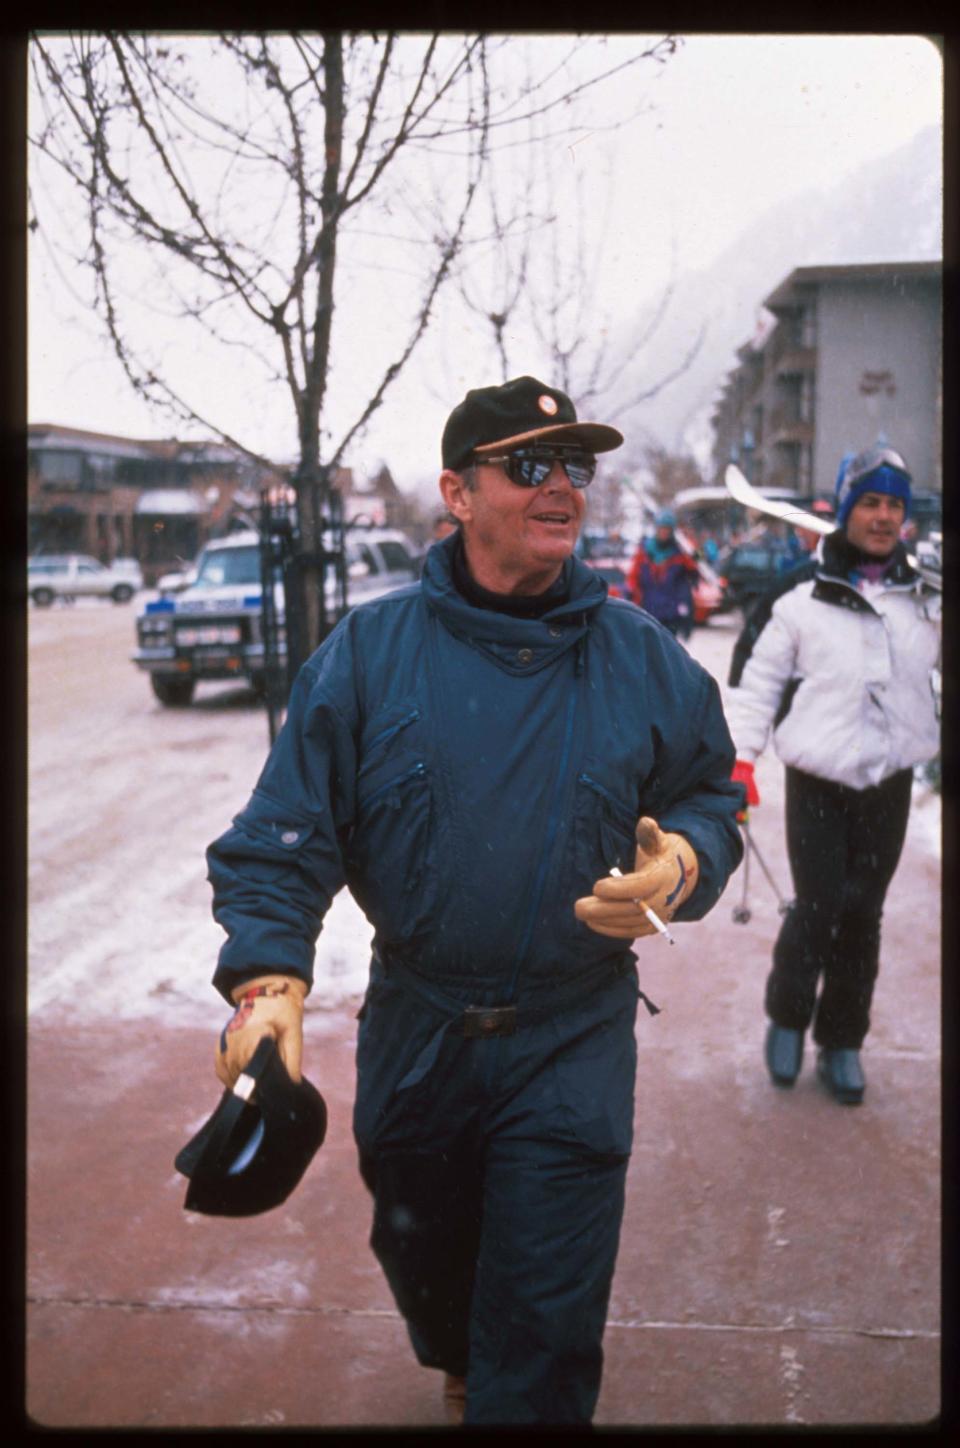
[28,32,942,492]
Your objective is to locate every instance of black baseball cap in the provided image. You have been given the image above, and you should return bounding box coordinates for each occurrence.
[441,375,624,472]
[175,1036,327,1217]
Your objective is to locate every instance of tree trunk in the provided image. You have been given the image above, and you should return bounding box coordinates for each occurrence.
[286,464,326,688]
[290,33,346,675]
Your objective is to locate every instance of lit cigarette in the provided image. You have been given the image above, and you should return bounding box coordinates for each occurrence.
[610,867,676,945]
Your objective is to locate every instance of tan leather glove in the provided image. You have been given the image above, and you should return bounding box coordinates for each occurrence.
[574,816,699,939]
[215,974,308,1088]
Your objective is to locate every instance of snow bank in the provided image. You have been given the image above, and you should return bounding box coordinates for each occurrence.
[29,885,375,1027]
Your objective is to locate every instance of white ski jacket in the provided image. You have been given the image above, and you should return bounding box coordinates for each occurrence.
[725,534,940,792]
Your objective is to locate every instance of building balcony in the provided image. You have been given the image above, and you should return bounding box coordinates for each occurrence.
[767,413,814,448]
[772,345,817,378]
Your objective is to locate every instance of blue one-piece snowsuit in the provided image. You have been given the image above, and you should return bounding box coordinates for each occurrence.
[207,531,743,1424]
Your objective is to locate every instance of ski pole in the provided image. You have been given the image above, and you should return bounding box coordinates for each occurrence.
[741,821,792,915]
[732,829,752,924]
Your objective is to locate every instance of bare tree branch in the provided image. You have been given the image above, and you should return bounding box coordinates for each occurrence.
[331,48,492,466]
[30,29,682,657]
[104,35,276,321]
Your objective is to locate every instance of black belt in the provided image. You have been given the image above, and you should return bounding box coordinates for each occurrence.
[461,1004,518,1038]
[377,953,658,1035]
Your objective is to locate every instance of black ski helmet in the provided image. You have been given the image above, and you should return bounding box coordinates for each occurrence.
[175,1036,327,1216]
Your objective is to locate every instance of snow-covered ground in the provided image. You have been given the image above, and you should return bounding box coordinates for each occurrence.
[27,601,374,1029]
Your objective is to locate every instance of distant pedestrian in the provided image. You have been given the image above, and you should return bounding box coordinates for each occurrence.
[699,531,721,566]
[726,445,940,1105]
[626,509,699,640]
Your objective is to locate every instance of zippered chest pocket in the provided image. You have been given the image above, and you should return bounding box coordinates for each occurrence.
[346,705,437,943]
[562,771,640,936]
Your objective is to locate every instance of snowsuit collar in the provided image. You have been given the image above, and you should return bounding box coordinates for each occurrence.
[449,533,571,617]
[421,530,607,675]
[811,528,926,616]
[817,529,920,591]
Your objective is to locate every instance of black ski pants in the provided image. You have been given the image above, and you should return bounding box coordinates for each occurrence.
[765,765,913,1049]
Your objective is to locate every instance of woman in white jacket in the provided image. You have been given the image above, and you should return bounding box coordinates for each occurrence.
[725,446,940,1105]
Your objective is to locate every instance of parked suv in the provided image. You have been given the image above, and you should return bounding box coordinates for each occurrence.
[132,528,419,706]
[28,554,141,606]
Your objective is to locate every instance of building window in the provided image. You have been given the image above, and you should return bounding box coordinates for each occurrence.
[33,449,83,486]
[117,458,147,486]
[87,453,119,484]
[800,374,814,424]
[799,444,813,492]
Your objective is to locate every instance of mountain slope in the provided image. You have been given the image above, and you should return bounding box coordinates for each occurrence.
[623,124,942,459]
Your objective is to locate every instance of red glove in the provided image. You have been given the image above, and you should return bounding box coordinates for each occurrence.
[731,760,759,822]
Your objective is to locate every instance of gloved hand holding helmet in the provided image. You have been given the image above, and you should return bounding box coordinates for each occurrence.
[575,816,699,939]
[215,973,308,1089]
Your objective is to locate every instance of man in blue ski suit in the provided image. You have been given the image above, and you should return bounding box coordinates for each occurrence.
[207,376,743,1425]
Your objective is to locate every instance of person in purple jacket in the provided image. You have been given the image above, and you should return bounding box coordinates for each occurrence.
[626,509,700,640]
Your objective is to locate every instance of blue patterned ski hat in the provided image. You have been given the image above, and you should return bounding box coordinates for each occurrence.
[834,446,911,529]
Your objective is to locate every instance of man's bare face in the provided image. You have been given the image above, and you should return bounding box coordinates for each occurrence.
[444,459,586,595]
[845,491,905,557]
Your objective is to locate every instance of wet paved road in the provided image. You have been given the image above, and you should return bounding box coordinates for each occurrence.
[25,600,942,1429]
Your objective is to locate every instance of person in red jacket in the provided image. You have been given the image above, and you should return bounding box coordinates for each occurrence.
[627,509,699,640]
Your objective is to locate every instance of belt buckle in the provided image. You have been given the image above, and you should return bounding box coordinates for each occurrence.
[462,1005,517,1038]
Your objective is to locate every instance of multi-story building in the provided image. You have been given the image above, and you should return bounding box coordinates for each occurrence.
[27,424,282,583]
[711,261,941,499]
[27,424,417,584]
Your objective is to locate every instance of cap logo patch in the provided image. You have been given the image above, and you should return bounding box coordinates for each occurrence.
[538,394,559,415]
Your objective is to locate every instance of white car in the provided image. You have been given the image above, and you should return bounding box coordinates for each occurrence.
[28,554,141,606]
[110,557,146,590]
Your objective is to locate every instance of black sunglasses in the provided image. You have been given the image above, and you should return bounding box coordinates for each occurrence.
[477,444,597,489]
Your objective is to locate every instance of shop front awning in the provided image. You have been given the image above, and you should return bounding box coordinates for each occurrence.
[135,490,205,516]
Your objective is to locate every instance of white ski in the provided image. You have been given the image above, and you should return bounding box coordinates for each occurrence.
[724,465,834,536]
[673,525,725,586]
[724,464,940,591]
